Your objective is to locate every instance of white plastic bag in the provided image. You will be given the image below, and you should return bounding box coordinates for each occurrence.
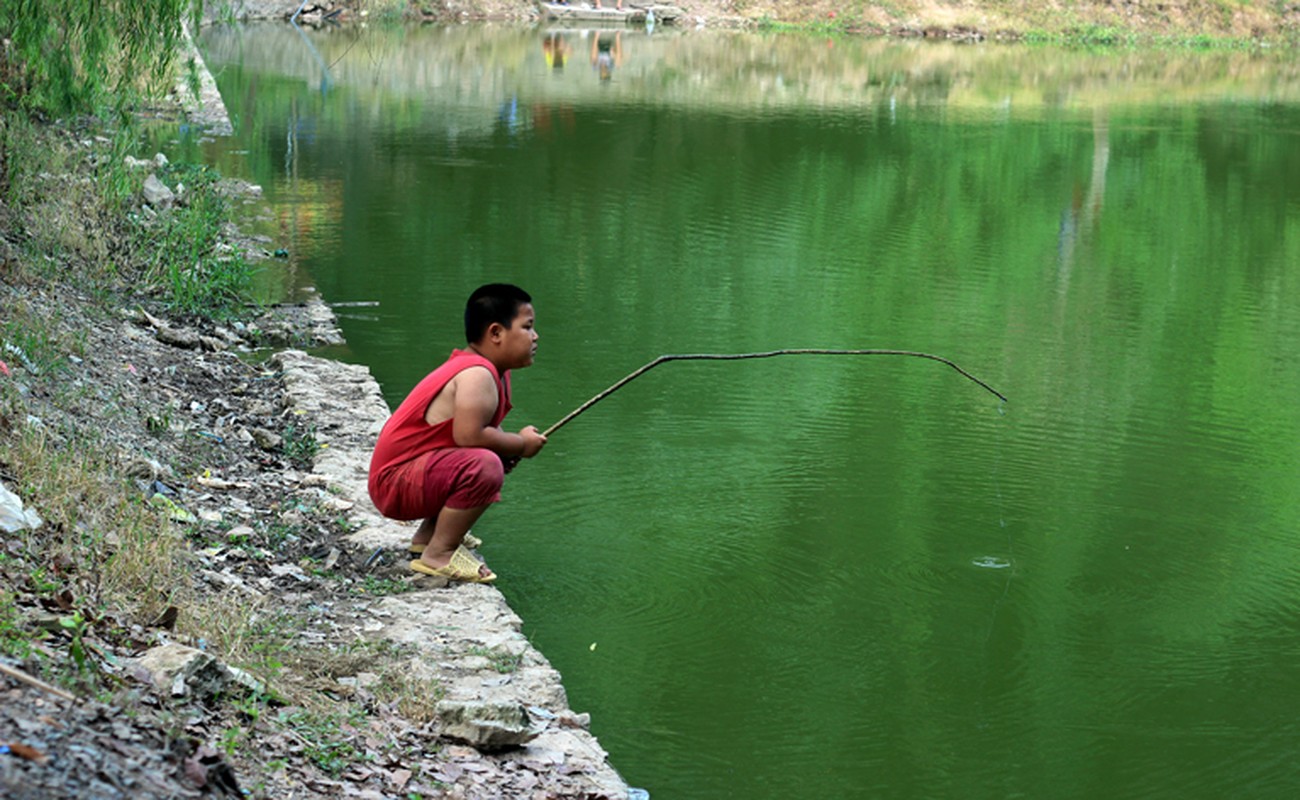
[0,482,42,533]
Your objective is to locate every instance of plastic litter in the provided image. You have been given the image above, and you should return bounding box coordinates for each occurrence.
[147,492,197,524]
[0,482,43,533]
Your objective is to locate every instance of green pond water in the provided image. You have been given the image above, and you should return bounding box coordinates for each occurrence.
[189,22,1300,799]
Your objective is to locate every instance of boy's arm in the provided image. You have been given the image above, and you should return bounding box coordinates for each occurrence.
[451,367,547,458]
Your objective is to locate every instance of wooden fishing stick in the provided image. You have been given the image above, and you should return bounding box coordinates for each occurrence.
[542,349,1007,438]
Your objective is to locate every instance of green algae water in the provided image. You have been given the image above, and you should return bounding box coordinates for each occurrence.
[192,23,1300,799]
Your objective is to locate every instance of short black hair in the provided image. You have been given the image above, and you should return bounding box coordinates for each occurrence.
[464,283,532,343]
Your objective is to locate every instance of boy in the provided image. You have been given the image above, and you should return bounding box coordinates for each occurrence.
[368,284,547,583]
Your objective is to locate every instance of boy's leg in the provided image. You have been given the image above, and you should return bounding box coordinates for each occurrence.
[416,504,492,578]
[411,516,437,549]
[411,448,504,579]
[411,515,442,550]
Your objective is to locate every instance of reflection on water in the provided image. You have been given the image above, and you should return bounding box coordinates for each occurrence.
[198,22,1300,120]
[193,22,1300,800]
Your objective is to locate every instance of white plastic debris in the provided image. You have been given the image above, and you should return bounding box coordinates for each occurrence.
[0,482,43,533]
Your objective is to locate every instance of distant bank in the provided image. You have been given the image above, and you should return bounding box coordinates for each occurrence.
[205,0,1298,46]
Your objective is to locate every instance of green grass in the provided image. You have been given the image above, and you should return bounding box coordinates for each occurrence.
[0,590,37,659]
[1,303,74,377]
[0,0,192,117]
[356,575,417,596]
[2,110,260,320]
[277,708,367,775]
[281,421,321,468]
[131,162,257,320]
[1,427,189,623]
[468,645,524,674]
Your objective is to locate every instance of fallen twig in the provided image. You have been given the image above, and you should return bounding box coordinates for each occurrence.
[0,662,78,703]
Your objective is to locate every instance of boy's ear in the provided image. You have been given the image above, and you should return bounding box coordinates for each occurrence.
[485,321,506,342]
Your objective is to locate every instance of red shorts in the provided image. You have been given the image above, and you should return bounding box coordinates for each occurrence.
[371,448,504,521]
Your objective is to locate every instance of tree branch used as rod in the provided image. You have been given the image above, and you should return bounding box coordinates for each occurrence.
[541,349,1007,438]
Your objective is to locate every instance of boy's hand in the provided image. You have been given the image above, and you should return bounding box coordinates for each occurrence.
[519,426,547,458]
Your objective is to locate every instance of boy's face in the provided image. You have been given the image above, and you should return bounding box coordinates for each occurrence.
[500,302,538,369]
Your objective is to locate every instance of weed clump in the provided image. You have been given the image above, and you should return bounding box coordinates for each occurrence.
[127,161,256,320]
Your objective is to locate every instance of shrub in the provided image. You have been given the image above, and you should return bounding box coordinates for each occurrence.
[0,0,196,116]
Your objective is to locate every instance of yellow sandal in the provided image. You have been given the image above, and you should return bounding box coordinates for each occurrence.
[410,545,496,583]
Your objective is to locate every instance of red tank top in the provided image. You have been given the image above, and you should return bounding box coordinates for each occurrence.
[368,349,512,507]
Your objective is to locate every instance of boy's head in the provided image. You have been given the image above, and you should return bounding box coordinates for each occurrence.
[465,284,532,343]
[464,284,537,370]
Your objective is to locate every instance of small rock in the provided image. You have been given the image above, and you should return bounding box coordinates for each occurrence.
[558,711,591,730]
[269,563,310,583]
[436,701,541,751]
[250,427,283,451]
[131,643,232,699]
[156,325,201,349]
[213,327,244,346]
[122,457,164,480]
[225,525,255,540]
[319,496,354,512]
[142,174,176,209]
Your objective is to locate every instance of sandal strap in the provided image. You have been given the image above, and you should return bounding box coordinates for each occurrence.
[449,545,494,581]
